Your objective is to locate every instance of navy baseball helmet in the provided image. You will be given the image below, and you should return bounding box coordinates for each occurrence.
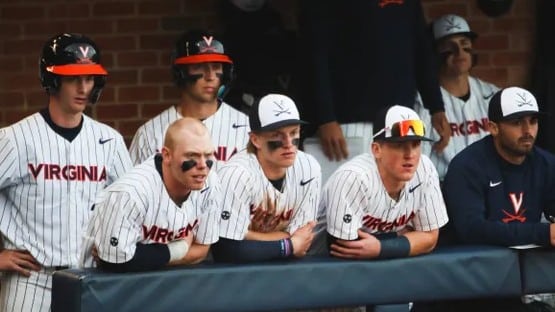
[39,33,108,104]
[171,30,234,88]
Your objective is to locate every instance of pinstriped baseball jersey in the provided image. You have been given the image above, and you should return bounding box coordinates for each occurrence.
[218,150,321,240]
[323,153,448,240]
[0,113,132,267]
[81,156,222,266]
[129,103,250,169]
[414,76,499,179]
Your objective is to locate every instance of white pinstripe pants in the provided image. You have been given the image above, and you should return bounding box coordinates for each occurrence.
[0,269,52,312]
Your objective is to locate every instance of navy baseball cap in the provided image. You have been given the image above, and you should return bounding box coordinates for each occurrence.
[488,87,544,122]
[249,94,307,132]
[373,105,433,142]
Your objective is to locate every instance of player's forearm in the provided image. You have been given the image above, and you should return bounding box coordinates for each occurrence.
[212,237,293,263]
[97,243,169,273]
[402,229,439,256]
[169,243,210,265]
[244,230,290,241]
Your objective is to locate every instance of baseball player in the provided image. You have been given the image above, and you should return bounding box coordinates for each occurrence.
[129,30,249,171]
[81,117,222,271]
[322,105,448,260]
[212,94,321,263]
[0,33,132,312]
[438,89,555,311]
[415,14,499,180]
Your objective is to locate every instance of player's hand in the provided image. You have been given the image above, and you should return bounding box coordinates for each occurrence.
[0,249,41,277]
[431,111,451,153]
[91,245,100,265]
[549,224,555,247]
[290,221,316,257]
[330,230,380,259]
[317,121,348,161]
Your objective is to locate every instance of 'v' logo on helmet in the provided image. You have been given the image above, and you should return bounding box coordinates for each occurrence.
[203,36,213,47]
[79,46,90,58]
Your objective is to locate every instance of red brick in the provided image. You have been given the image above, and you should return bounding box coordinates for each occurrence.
[118,120,145,137]
[93,2,135,16]
[1,72,36,90]
[474,52,490,67]
[138,0,181,15]
[142,103,171,118]
[162,86,180,101]
[117,51,158,67]
[98,87,115,103]
[183,0,216,13]
[507,66,528,86]
[425,3,468,19]
[473,35,509,51]
[23,21,66,37]
[47,3,91,18]
[511,1,535,18]
[95,36,137,51]
[96,103,139,120]
[491,51,528,67]
[471,68,508,86]
[1,6,45,20]
[492,18,533,33]
[0,92,25,106]
[160,16,204,32]
[119,86,160,102]
[116,18,160,32]
[4,39,44,54]
[139,34,175,50]
[25,90,47,108]
[142,68,172,84]
[5,110,30,124]
[0,22,22,37]
[67,19,114,35]
[108,69,139,85]
[0,56,24,71]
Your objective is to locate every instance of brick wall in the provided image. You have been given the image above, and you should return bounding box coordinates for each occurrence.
[0,0,535,145]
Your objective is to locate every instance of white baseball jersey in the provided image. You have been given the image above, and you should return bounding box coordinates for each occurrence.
[81,155,222,267]
[0,112,131,312]
[0,112,132,267]
[414,76,499,179]
[323,153,448,240]
[129,102,250,170]
[218,150,321,240]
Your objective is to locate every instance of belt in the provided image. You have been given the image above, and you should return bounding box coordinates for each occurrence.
[43,266,70,272]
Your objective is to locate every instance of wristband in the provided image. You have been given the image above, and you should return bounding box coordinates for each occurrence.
[167,240,190,262]
[373,232,398,240]
[377,236,410,259]
[279,238,294,258]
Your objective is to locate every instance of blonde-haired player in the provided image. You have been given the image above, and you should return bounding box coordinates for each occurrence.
[322,105,448,260]
[213,94,321,262]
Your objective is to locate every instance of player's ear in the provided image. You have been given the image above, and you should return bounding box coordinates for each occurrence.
[250,133,262,150]
[161,146,171,162]
[488,121,499,136]
[371,142,381,159]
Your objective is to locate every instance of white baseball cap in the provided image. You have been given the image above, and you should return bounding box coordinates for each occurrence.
[249,94,307,132]
[432,14,477,41]
[373,105,433,142]
[488,87,544,122]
